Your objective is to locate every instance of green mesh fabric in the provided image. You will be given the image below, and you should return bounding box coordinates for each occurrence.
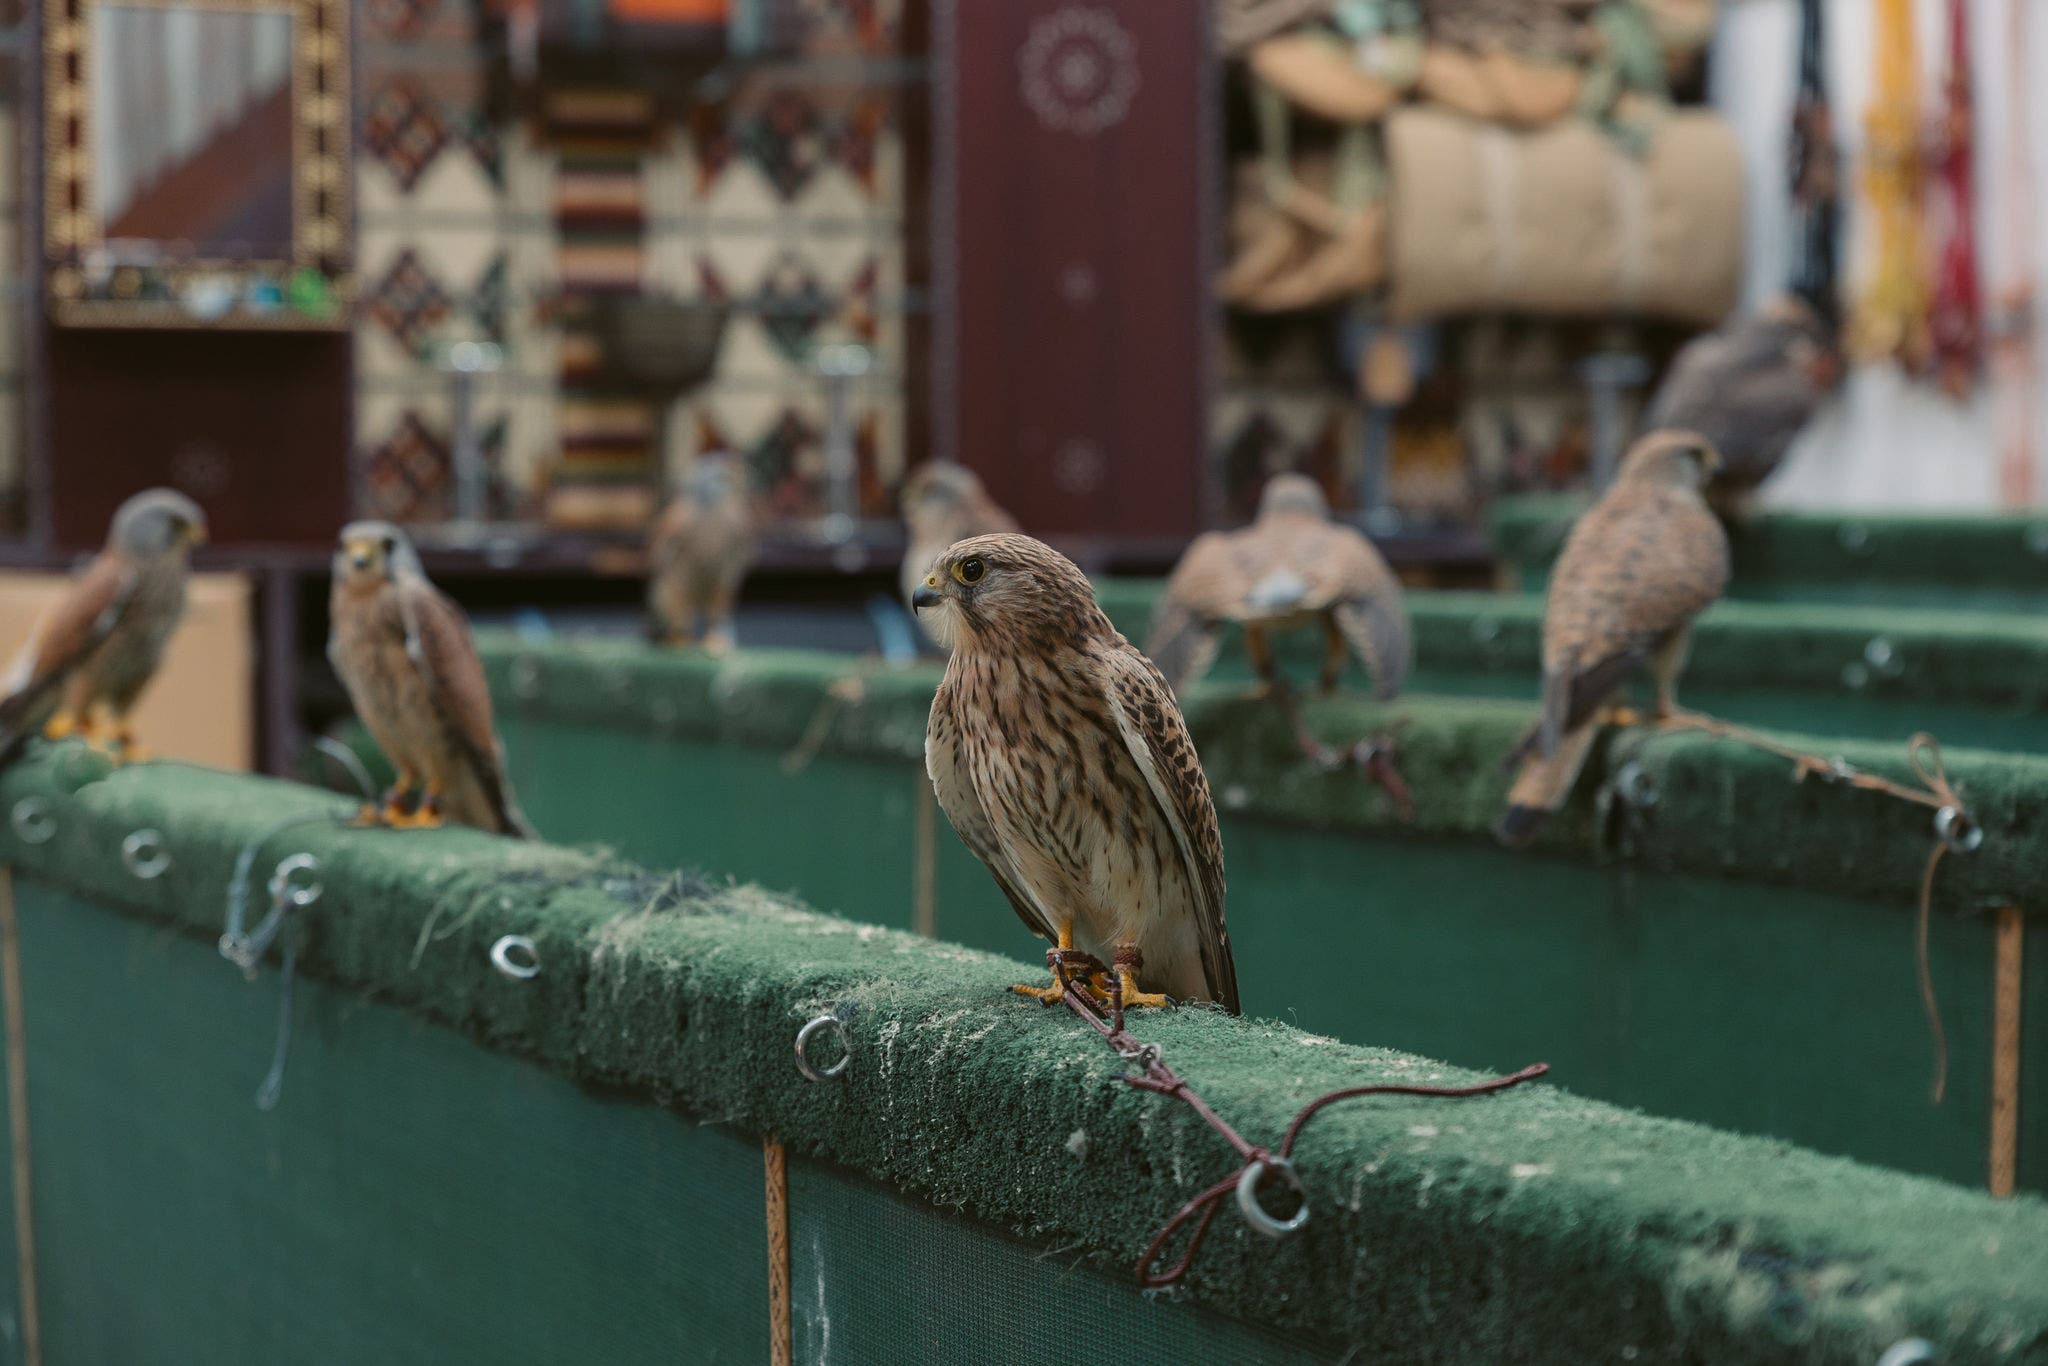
[10,883,768,1365]
[0,756,2044,1362]
[784,1158,1339,1364]
[1490,495,2048,609]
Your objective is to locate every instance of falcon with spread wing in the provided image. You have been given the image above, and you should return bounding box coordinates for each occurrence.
[916,534,1238,1012]
[1147,473,1409,702]
[329,522,534,836]
[1498,431,1730,845]
[0,488,206,765]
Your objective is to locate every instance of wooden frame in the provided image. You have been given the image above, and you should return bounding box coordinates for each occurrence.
[40,0,351,329]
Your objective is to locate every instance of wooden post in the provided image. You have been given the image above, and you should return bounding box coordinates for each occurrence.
[764,1138,792,1365]
[1990,907,2024,1197]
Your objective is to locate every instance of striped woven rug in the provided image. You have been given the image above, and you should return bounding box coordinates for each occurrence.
[544,85,661,529]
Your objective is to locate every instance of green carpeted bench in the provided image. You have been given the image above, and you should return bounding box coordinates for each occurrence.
[1491,495,2048,613]
[0,752,2044,1363]
[1091,580,2048,752]
[468,636,2047,1199]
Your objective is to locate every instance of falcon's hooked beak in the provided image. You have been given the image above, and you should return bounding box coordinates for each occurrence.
[911,575,945,611]
[181,519,208,549]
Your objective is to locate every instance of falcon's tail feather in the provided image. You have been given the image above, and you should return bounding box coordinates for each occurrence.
[457,733,537,839]
[1497,721,1601,846]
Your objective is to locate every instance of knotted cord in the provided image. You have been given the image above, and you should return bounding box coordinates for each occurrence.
[1046,960,1546,1287]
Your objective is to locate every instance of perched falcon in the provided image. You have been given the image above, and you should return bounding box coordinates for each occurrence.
[1498,430,1730,845]
[1147,473,1410,702]
[916,534,1239,1012]
[0,488,206,765]
[648,452,755,653]
[899,462,1019,650]
[329,522,534,836]
[1644,294,1842,510]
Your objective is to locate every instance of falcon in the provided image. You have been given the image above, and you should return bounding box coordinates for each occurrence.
[0,488,206,765]
[328,522,534,836]
[899,462,1019,650]
[1147,473,1410,702]
[1644,294,1842,511]
[1498,430,1730,845]
[916,534,1239,1012]
[648,452,755,653]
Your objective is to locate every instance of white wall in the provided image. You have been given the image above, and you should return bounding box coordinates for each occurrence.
[1711,0,2048,509]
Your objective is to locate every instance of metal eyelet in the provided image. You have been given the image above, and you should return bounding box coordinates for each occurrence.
[1614,761,1659,810]
[120,829,171,880]
[1875,1339,1936,1366]
[490,934,541,980]
[1236,1156,1309,1238]
[10,799,54,845]
[267,853,323,909]
[795,1014,851,1083]
[1935,805,1982,854]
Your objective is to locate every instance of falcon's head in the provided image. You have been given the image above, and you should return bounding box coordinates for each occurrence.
[110,488,207,560]
[1255,472,1330,521]
[900,462,992,537]
[910,533,1104,654]
[1617,429,1721,491]
[334,521,422,596]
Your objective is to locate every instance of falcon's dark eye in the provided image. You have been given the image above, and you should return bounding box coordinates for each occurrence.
[953,556,987,586]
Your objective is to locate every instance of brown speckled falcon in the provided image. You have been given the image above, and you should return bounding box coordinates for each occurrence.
[1644,294,1842,511]
[648,452,755,654]
[1498,430,1730,845]
[1148,473,1410,702]
[900,462,1020,650]
[329,522,534,837]
[916,533,1239,1013]
[0,488,206,765]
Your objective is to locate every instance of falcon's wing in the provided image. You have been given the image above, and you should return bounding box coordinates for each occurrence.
[400,577,534,837]
[1145,531,1238,696]
[0,553,138,758]
[1316,526,1411,701]
[1534,487,1728,754]
[1100,645,1239,1014]
[925,675,1055,941]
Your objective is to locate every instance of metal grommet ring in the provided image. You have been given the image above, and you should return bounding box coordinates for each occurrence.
[120,829,171,880]
[1236,1156,1309,1238]
[1614,761,1659,810]
[1935,805,1982,854]
[490,934,540,980]
[795,1014,850,1083]
[10,799,54,846]
[267,853,323,909]
[1875,1339,1936,1366]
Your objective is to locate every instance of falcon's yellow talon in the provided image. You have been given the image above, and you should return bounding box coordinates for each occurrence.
[351,804,386,828]
[1114,973,1172,1011]
[1011,981,1067,1005]
[1601,705,1643,728]
[42,713,81,741]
